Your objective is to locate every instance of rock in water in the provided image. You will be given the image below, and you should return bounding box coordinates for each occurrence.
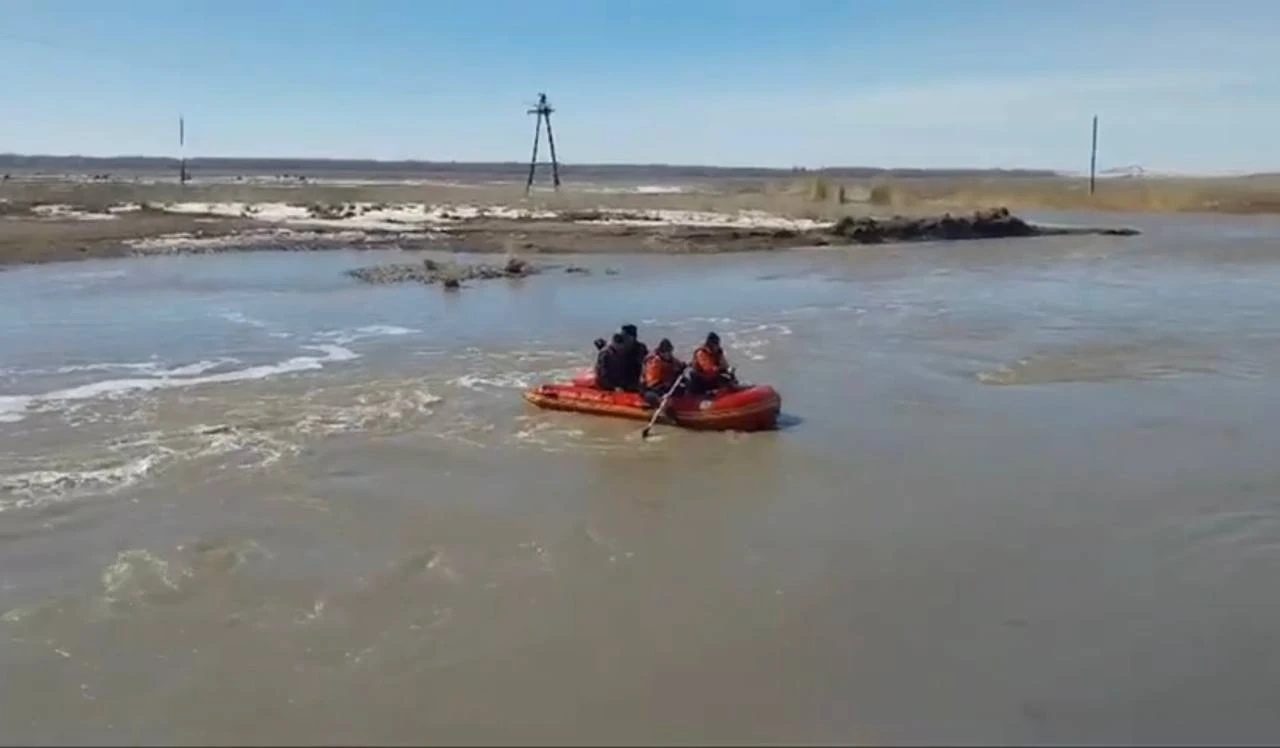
[503,256,529,275]
[345,258,544,287]
[830,207,1036,244]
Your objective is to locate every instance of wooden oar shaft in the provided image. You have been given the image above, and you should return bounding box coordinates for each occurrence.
[641,367,690,438]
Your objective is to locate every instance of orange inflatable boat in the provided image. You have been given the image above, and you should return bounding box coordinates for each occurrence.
[523,371,782,432]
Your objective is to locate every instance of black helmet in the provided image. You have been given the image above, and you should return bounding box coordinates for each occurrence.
[657,337,673,353]
[621,324,638,338]
[706,331,720,345]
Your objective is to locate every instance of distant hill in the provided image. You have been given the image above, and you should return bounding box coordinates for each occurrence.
[0,154,1059,181]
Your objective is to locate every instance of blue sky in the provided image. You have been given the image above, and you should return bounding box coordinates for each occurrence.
[1,0,1276,172]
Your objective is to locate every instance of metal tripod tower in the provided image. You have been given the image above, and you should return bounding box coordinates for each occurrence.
[524,93,560,194]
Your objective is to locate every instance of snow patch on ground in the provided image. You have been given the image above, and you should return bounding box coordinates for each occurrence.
[146,201,826,232]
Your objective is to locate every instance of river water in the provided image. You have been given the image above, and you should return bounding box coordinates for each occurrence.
[3,213,1280,744]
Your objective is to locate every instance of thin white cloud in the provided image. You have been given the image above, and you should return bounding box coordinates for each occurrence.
[545,65,1274,170]
[689,68,1265,129]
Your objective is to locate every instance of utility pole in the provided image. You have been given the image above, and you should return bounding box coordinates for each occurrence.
[524,92,561,194]
[1089,115,1098,196]
[179,114,189,186]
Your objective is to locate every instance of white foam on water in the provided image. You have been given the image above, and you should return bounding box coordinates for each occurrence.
[724,323,794,361]
[313,325,420,345]
[450,372,536,391]
[354,324,418,337]
[97,549,193,613]
[159,358,243,377]
[777,305,827,319]
[750,323,793,336]
[30,204,118,221]
[509,349,578,365]
[2,379,445,510]
[289,388,444,438]
[507,416,630,455]
[0,452,169,511]
[51,268,128,283]
[7,358,215,377]
[0,396,33,423]
[511,419,587,450]
[0,346,356,424]
[218,311,269,329]
[54,362,147,375]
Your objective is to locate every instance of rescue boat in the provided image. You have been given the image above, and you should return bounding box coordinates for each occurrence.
[522,371,782,432]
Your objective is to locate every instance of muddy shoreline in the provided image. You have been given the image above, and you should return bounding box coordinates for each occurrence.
[0,186,1139,268]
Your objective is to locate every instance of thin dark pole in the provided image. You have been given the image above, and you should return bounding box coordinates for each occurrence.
[525,108,543,194]
[544,107,561,189]
[1089,115,1098,196]
[179,114,188,186]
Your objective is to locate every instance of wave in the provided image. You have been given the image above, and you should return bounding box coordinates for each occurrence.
[3,357,238,378]
[1,381,444,510]
[218,311,270,329]
[0,452,168,510]
[0,345,357,424]
[449,372,537,391]
[313,325,420,345]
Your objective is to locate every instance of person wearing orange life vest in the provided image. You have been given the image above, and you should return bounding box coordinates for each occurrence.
[689,331,737,394]
[640,338,687,407]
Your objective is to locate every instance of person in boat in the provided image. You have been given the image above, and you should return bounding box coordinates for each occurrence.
[641,338,688,407]
[690,331,737,394]
[594,333,627,391]
[617,323,649,392]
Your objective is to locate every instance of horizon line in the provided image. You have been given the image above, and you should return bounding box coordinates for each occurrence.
[0,151,1071,178]
[0,153,1271,180]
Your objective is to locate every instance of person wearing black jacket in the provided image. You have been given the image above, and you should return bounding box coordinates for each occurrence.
[594,334,626,390]
[618,323,648,392]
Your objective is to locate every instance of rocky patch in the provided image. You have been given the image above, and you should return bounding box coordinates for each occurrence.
[346,256,541,286]
[827,207,1139,244]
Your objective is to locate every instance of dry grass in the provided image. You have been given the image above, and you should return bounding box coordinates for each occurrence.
[4,172,1280,219]
[836,175,1280,215]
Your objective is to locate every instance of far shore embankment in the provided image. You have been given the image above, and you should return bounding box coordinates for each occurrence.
[0,179,1144,267]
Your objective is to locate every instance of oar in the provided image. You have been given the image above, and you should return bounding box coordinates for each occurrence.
[641,367,691,440]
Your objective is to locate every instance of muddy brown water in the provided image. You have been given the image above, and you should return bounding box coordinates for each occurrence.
[3,212,1280,744]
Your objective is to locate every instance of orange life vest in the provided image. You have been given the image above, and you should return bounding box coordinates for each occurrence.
[642,352,683,389]
[692,345,728,377]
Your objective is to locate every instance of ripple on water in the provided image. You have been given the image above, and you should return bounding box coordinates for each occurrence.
[0,345,358,425]
[2,538,274,628]
[2,314,802,507]
[0,378,446,513]
[976,338,1227,386]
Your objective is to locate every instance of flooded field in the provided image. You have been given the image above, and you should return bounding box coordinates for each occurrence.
[3,213,1280,743]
